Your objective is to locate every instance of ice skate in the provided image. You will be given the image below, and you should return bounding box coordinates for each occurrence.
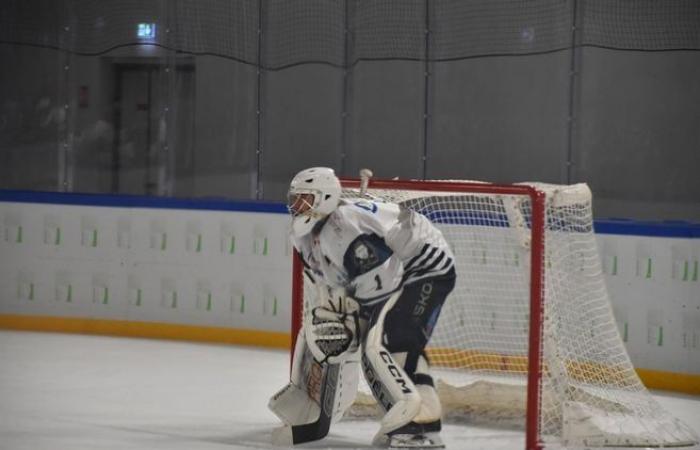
[388,432,445,449]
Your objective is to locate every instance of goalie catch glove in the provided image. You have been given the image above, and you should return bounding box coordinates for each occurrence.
[306,293,361,365]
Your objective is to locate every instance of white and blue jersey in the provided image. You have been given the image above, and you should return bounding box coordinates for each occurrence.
[293,198,454,308]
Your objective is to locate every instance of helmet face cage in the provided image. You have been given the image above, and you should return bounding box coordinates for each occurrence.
[287,191,318,217]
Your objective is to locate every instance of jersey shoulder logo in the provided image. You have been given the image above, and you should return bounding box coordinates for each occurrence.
[351,243,379,276]
[353,242,373,263]
[353,200,378,213]
[343,234,392,279]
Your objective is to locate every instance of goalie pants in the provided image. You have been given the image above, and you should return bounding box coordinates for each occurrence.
[364,267,456,386]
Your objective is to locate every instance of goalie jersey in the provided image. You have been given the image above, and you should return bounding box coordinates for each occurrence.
[292,198,454,307]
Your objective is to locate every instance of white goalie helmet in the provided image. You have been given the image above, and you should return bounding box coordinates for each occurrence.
[287,167,342,236]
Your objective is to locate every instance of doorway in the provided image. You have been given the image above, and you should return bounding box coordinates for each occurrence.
[112,63,194,195]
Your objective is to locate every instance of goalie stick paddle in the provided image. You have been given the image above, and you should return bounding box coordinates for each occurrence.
[290,362,340,445]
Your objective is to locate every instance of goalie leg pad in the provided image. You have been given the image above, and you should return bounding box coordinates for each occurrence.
[376,273,455,426]
[268,330,322,426]
[362,291,422,438]
[413,355,442,424]
[268,327,361,445]
[269,382,321,427]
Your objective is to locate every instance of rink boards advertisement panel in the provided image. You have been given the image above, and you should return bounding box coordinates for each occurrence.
[0,191,292,348]
[0,190,698,394]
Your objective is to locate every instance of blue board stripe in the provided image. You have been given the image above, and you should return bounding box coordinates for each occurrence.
[594,219,700,238]
[1,190,698,238]
[0,189,287,214]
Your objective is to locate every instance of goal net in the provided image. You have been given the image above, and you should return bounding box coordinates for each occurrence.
[291,177,698,450]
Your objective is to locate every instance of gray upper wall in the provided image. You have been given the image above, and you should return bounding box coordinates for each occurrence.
[1,0,699,221]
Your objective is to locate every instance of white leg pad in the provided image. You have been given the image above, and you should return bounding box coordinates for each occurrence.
[268,329,322,426]
[268,382,321,426]
[414,384,442,424]
[268,327,360,428]
[413,355,442,423]
[270,424,294,447]
[362,291,422,437]
[363,344,422,437]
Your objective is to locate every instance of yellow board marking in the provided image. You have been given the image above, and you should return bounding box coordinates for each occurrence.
[1,314,698,395]
[0,314,289,349]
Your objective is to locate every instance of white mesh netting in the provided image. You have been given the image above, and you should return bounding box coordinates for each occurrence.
[300,180,698,448]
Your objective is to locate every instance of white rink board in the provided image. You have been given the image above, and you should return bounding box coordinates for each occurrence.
[597,232,700,374]
[0,199,292,333]
[0,195,699,377]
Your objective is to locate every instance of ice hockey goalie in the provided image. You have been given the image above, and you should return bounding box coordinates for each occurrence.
[269,167,456,448]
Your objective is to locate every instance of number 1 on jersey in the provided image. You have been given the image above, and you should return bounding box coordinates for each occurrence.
[374,274,383,290]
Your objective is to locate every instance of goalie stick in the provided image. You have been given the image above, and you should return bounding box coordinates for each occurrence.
[289,361,340,444]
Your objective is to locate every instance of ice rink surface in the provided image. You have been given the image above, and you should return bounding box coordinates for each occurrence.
[0,330,698,450]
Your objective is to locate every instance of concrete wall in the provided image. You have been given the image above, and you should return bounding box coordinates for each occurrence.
[574,49,700,221]
[1,0,699,221]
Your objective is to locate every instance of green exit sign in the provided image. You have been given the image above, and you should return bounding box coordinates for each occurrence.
[137,23,156,39]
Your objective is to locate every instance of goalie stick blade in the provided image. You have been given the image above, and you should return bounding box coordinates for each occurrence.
[290,363,340,445]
